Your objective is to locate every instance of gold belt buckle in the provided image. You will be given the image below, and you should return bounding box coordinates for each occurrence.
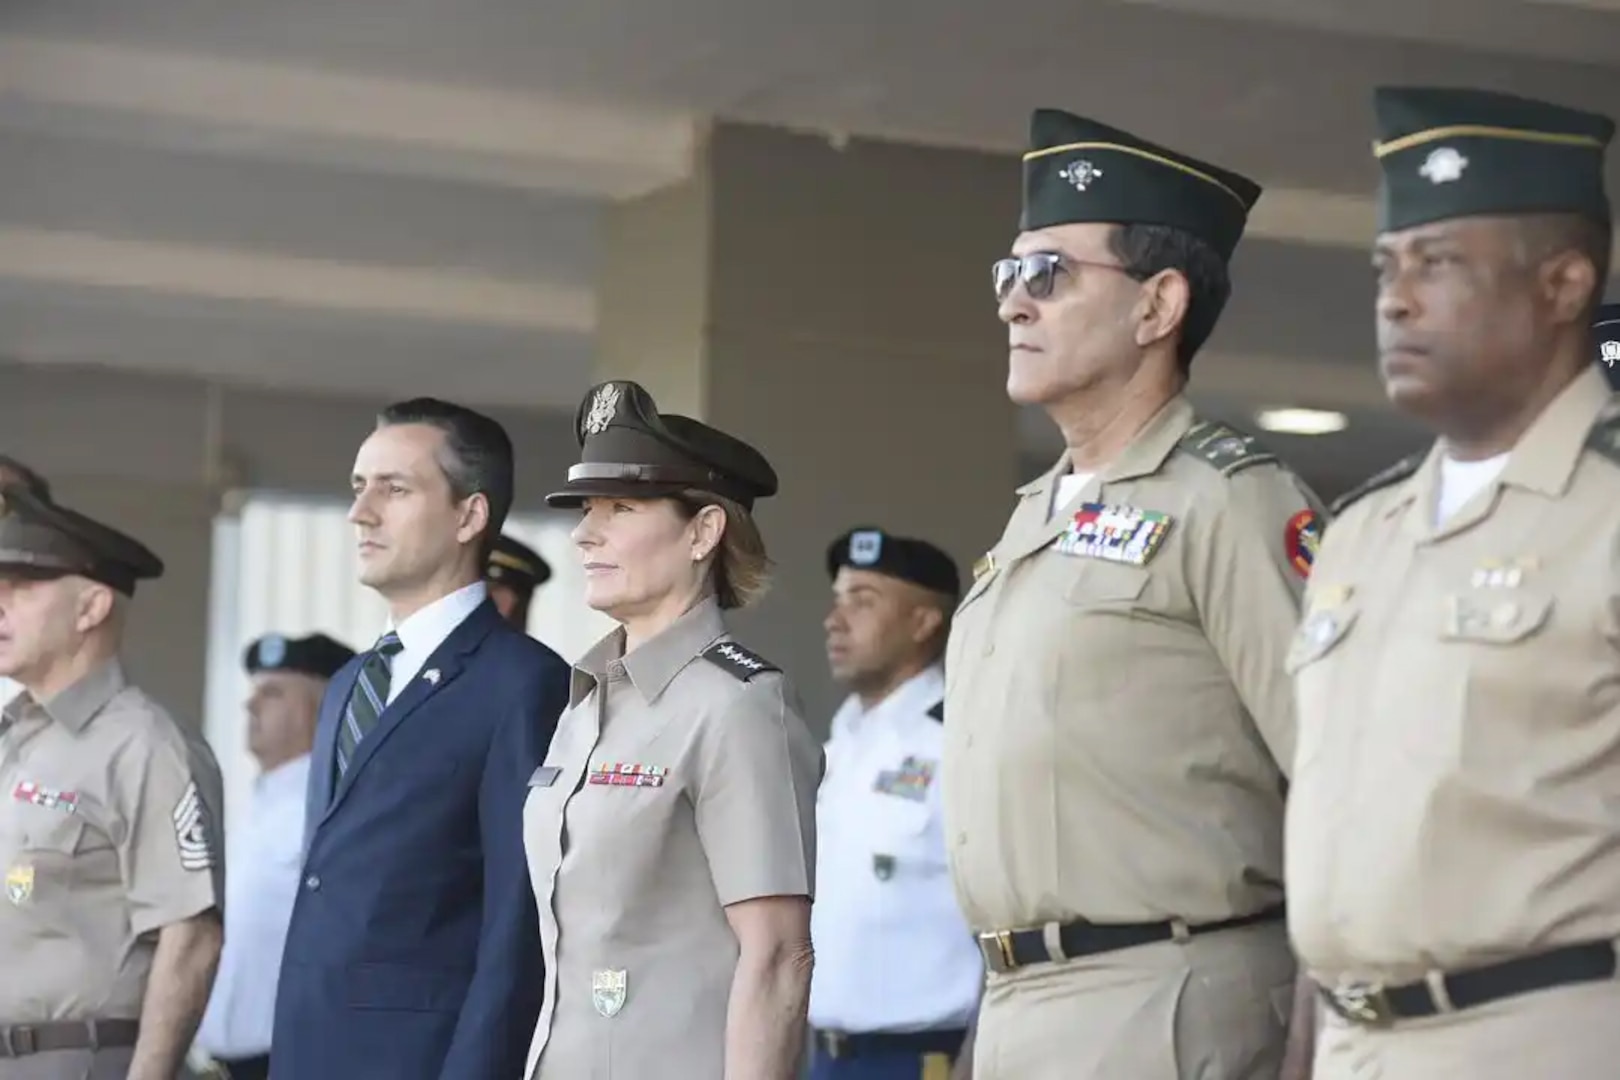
[978,929,1018,973]
[1330,981,1394,1026]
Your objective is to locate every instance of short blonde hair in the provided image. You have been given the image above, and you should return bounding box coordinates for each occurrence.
[676,492,771,610]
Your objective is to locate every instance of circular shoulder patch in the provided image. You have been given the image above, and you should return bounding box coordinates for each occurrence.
[1284,509,1323,579]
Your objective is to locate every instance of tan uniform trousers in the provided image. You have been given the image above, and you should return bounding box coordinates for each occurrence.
[0,1048,208,1080]
[1314,977,1620,1080]
[973,920,1295,1080]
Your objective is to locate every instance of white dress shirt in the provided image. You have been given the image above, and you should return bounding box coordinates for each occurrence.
[809,664,983,1033]
[195,755,311,1058]
[0,678,21,712]
[385,580,487,704]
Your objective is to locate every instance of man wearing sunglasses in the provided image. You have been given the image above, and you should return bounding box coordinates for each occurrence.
[940,107,1326,1080]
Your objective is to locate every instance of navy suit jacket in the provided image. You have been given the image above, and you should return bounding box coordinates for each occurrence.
[271,599,568,1080]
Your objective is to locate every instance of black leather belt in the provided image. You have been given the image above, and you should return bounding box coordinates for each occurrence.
[977,903,1286,974]
[0,1019,140,1057]
[1319,939,1618,1026]
[814,1027,966,1060]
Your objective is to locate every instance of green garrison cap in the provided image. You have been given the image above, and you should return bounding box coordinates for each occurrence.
[1020,108,1263,263]
[1372,86,1615,233]
[546,380,779,511]
[0,486,163,595]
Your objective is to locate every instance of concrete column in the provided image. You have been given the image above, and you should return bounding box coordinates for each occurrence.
[598,122,1022,727]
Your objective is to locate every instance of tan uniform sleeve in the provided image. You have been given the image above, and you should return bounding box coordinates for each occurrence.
[692,679,822,906]
[1189,466,1324,780]
[114,729,226,936]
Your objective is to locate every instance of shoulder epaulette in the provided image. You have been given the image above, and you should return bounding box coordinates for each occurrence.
[1584,405,1620,467]
[927,700,944,723]
[1328,453,1423,516]
[1177,420,1278,477]
[701,640,779,682]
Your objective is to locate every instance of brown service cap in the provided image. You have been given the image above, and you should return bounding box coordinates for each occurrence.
[0,486,164,596]
[486,532,551,594]
[546,380,779,510]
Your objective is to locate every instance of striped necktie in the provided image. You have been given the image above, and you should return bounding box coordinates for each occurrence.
[336,631,404,777]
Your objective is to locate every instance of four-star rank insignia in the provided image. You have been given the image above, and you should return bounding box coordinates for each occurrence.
[1056,502,1173,567]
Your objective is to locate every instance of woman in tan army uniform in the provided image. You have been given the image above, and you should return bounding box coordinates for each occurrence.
[521,380,822,1080]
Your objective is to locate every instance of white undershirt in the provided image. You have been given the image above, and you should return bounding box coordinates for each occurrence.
[1053,470,1097,519]
[1436,453,1509,525]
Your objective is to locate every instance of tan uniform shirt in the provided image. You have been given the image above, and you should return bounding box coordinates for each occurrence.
[944,395,1322,932]
[522,598,822,1080]
[1288,365,1620,984]
[0,661,225,1022]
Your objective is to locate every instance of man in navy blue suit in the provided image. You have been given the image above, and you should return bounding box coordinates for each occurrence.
[270,398,569,1080]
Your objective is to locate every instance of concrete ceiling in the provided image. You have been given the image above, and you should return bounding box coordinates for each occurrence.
[1,0,1617,491]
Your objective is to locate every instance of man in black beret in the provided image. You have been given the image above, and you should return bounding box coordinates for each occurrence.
[809,527,981,1078]
[195,632,354,1080]
[0,485,226,1078]
[1286,88,1617,1079]
[485,533,551,631]
[1596,301,1620,391]
[943,107,1325,1080]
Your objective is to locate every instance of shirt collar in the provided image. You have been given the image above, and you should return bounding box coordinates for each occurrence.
[831,663,945,738]
[391,580,487,655]
[256,753,310,797]
[1015,394,1197,499]
[1381,365,1614,525]
[569,596,727,708]
[39,659,127,733]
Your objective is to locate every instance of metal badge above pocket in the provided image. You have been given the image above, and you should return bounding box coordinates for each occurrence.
[528,766,562,788]
[1441,590,1552,644]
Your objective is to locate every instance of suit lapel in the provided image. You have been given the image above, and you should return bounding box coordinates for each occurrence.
[319,600,502,827]
[310,663,359,819]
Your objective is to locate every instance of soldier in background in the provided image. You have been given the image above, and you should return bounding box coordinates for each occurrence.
[194,633,354,1080]
[0,485,225,1079]
[485,534,551,632]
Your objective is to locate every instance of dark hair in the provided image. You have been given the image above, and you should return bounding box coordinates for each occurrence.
[1107,223,1233,372]
[377,398,515,551]
[1509,213,1613,324]
[0,455,50,499]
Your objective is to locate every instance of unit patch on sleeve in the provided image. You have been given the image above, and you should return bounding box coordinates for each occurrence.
[1283,509,1323,580]
[1177,420,1277,476]
[170,781,216,872]
[1056,502,1174,567]
[701,641,779,681]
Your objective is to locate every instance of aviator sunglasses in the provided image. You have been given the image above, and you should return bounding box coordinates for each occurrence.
[991,251,1134,303]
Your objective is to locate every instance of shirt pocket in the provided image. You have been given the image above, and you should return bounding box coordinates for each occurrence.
[1284,602,1361,675]
[1063,561,1150,606]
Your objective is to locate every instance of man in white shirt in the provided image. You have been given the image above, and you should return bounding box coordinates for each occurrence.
[812,527,983,1080]
[194,632,353,1080]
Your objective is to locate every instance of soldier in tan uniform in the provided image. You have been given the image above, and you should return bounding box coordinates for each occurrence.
[0,484,225,1079]
[941,107,1327,1080]
[521,380,822,1080]
[1286,87,1619,1080]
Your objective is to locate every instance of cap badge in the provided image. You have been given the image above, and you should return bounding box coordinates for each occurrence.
[1059,159,1103,192]
[1602,341,1620,369]
[1419,147,1468,185]
[849,529,883,566]
[584,383,622,435]
[260,634,287,668]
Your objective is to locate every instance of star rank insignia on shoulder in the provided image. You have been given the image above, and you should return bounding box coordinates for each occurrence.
[1177,420,1277,477]
[701,640,779,682]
